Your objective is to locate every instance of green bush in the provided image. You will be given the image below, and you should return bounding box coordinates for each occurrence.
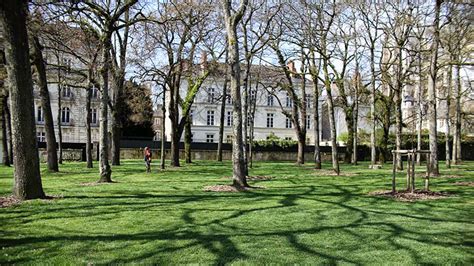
[254,132,298,149]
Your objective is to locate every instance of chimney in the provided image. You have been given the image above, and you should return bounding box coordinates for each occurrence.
[287,60,296,73]
[200,52,208,71]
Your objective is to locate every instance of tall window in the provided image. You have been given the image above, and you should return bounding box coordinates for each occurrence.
[62,86,72,98]
[37,131,46,142]
[36,106,44,123]
[61,107,71,124]
[247,113,252,127]
[91,108,98,124]
[266,113,274,128]
[226,91,232,104]
[267,93,274,106]
[285,117,292,128]
[189,110,194,125]
[306,115,311,129]
[206,134,214,143]
[207,110,215,126]
[226,111,232,126]
[91,86,99,99]
[305,94,312,109]
[250,90,256,102]
[286,92,293,107]
[207,88,215,103]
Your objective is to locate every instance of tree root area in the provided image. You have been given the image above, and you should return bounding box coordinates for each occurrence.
[203,185,264,192]
[369,190,451,202]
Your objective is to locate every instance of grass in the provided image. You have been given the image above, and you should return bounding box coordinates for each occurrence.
[0,159,473,265]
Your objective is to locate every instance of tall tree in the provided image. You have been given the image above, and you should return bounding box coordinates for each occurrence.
[220,0,249,187]
[29,16,59,172]
[427,0,441,176]
[1,0,45,199]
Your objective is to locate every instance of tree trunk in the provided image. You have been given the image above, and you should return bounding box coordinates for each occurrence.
[5,96,13,164]
[184,117,192,164]
[98,36,112,182]
[345,112,354,164]
[1,0,45,199]
[170,127,180,167]
[85,85,93,168]
[427,0,441,176]
[313,86,321,169]
[297,132,305,166]
[452,64,461,164]
[395,47,403,171]
[416,52,423,166]
[327,96,339,175]
[56,56,63,165]
[2,96,10,166]
[160,87,166,170]
[111,110,121,166]
[31,35,59,172]
[217,72,228,162]
[221,0,248,187]
[370,48,377,167]
[242,63,250,175]
[445,64,452,169]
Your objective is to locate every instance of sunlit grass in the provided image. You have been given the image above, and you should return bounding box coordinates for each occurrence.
[0,159,473,264]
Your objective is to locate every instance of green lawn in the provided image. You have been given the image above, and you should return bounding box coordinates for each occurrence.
[0,160,473,265]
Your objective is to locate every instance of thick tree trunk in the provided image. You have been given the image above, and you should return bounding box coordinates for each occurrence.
[170,128,180,167]
[1,0,45,199]
[31,35,59,172]
[427,0,441,176]
[221,0,248,187]
[452,63,461,164]
[98,37,112,182]
[86,86,93,168]
[297,133,305,165]
[217,74,228,162]
[184,118,192,164]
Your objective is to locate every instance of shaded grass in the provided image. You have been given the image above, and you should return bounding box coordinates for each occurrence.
[0,160,473,265]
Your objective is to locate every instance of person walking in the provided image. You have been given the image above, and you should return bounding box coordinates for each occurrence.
[144,147,152,173]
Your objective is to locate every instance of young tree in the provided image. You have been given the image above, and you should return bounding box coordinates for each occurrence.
[220,0,249,187]
[1,0,45,199]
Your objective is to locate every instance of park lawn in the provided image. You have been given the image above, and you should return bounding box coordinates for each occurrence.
[0,160,473,265]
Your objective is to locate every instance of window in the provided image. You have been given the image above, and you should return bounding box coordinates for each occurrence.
[189,110,194,125]
[207,110,215,126]
[305,94,312,109]
[226,111,232,126]
[207,88,215,103]
[247,114,252,127]
[91,86,99,99]
[266,113,274,128]
[250,90,256,102]
[284,137,293,141]
[226,134,233,143]
[226,91,232,104]
[206,134,214,143]
[37,131,46,142]
[36,106,44,123]
[285,117,292,128]
[306,115,311,129]
[61,107,71,124]
[62,86,72,98]
[91,108,98,124]
[286,92,293,107]
[267,94,274,106]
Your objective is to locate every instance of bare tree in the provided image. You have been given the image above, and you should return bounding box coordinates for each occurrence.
[220,0,249,187]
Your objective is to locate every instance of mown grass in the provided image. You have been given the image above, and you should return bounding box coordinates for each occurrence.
[0,159,473,265]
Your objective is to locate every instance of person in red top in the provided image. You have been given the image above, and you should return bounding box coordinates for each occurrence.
[144,147,152,173]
